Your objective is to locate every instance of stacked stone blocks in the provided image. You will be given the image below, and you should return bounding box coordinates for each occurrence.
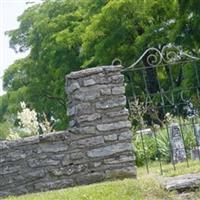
[0,65,136,197]
[66,65,136,177]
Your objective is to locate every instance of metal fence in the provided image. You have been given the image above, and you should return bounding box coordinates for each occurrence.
[122,44,200,174]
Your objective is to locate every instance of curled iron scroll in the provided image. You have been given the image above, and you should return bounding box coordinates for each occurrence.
[126,44,200,70]
[112,58,122,66]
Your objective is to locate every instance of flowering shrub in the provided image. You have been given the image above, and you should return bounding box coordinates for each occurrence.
[17,102,54,136]
[39,112,54,133]
[6,130,21,140]
[5,102,54,140]
[17,102,39,135]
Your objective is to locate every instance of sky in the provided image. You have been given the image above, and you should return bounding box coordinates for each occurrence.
[0,0,42,96]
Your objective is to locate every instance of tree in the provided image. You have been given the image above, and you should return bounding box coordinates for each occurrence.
[175,0,200,51]
[4,0,85,129]
[1,0,199,134]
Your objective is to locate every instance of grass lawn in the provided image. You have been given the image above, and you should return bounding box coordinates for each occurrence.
[138,159,200,177]
[4,160,200,200]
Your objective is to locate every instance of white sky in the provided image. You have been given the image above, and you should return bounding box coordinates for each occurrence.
[0,0,42,96]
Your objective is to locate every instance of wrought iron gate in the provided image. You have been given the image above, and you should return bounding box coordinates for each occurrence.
[121,44,200,174]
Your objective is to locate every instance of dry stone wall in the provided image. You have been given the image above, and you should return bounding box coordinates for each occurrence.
[0,65,136,198]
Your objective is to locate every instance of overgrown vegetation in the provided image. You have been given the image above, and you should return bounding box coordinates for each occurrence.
[0,101,54,140]
[134,115,199,166]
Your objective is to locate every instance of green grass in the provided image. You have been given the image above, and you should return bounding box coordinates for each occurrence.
[4,160,200,200]
[4,177,178,200]
[138,160,200,177]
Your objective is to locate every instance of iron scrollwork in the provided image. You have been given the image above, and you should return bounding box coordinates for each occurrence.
[124,44,200,70]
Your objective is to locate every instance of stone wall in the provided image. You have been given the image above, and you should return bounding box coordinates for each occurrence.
[0,65,136,197]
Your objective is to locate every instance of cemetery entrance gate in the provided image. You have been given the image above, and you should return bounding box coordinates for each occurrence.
[122,44,200,175]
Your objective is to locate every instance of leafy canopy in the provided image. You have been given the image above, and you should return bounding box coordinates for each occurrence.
[1,0,199,134]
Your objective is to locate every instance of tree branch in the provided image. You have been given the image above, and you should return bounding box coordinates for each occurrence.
[44,93,66,110]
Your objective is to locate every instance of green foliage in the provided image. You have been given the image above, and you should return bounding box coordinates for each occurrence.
[156,129,171,162]
[3,0,84,130]
[175,0,200,50]
[0,0,200,134]
[0,121,13,140]
[134,118,198,166]
[81,0,146,67]
[134,134,158,166]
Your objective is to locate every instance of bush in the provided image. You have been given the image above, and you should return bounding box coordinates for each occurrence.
[134,119,198,166]
[0,102,55,141]
[134,134,158,166]
[0,121,13,140]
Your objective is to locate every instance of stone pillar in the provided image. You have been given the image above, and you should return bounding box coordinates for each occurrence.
[65,65,136,179]
[169,123,186,163]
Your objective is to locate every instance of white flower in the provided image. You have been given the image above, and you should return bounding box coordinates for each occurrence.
[20,101,26,109]
[17,101,54,136]
[18,102,40,135]
[165,113,170,117]
[6,129,21,140]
